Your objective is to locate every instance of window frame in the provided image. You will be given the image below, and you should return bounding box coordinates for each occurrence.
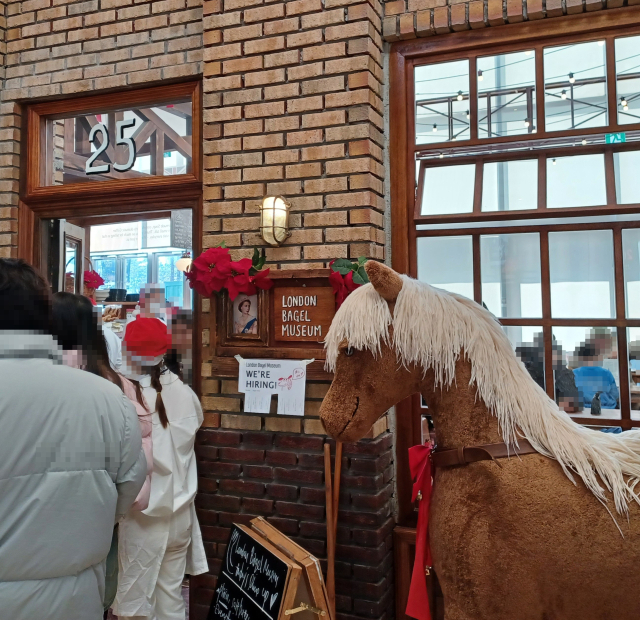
[390,8,640,526]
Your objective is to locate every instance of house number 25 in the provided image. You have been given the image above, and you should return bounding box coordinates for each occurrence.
[85,119,137,175]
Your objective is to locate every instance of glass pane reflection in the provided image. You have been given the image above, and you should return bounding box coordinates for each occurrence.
[614,151,640,205]
[421,164,475,215]
[543,41,608,132]
[477,50,536,138]
[547,154,607,209]
[417,236,473,299]
[622,228,640,318]
[481,233,542,318]
[415,60,470,144]
[481,160,538,211]
[549,229,615,318]
[615,35,640,126]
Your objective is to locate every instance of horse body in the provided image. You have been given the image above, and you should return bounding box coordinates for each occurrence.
[319,261,640,620]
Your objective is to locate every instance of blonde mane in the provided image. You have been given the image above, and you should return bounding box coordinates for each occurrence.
[326,276,640,516]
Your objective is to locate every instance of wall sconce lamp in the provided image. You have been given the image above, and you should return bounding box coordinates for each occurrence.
[176,250,192,273]
[260,196,291,247]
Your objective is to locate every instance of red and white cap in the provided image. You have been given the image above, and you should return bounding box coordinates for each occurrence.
[123,317,171,366]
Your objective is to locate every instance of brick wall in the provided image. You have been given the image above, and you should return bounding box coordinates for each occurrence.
[201,0,386,269]
[193,429,395,620]
[382,0,629,40]
[0,0,204,257]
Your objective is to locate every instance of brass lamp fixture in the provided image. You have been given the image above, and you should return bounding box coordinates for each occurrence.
[175,250,192,273]
[260,196,291,247]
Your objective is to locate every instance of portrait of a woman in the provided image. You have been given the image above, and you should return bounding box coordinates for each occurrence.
[233,296,258,335]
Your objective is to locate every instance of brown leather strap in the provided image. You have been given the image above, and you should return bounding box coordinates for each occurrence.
[431,438,538,468]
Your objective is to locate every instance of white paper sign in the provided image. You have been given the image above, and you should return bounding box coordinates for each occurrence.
[236,357,313,417]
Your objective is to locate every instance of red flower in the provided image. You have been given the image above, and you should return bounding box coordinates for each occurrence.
[250,268,273,291]
[83,270,104,289]
[226,258,255,300]
[329,262,361,309]
[186,247,232,297]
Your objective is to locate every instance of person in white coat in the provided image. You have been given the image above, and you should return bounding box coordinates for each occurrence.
[113,316,208,620]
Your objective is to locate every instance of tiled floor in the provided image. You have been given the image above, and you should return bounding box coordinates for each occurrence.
[106,585,189,619]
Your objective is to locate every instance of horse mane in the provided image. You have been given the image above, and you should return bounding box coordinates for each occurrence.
[325,276,640,516]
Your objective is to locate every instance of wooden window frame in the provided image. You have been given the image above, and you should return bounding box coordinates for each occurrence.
[390,8,640,526]
[24,81,202,206]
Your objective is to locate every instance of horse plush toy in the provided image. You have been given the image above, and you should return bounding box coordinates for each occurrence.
[319,261,640,620]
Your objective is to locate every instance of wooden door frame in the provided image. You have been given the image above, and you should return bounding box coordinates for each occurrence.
[389,7,640,526]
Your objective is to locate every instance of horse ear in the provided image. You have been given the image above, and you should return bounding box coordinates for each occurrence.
[365,261,403,302]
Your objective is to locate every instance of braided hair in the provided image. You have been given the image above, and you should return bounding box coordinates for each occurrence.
[149,362,169,428]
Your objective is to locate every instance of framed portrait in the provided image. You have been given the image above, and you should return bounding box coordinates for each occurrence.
[219,289,269,346]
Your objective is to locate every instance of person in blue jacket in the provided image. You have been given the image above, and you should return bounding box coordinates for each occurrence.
[572,343,619,409]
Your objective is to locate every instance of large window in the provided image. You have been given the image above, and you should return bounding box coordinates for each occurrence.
[410,27,640,432]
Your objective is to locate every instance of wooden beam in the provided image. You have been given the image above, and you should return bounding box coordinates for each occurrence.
[138,108,192,159]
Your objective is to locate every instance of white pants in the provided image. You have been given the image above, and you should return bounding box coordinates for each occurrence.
[114,505,192,620]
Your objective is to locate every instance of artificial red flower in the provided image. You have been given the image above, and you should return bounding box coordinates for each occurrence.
[250,268,273,291]
[186,246,232,297]
[83,270,105,289]
[329,262,362,309]
[226,258,255,300]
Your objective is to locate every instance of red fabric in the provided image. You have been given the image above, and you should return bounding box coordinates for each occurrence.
[406,444,433,620]
[123,317,171,359]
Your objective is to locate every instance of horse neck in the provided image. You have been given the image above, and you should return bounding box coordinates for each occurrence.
[420,357,504,450]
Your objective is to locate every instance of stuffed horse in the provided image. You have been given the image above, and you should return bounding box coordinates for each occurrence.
[319,261,640,620]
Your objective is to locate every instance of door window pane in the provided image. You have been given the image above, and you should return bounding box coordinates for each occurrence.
[543,41,608,132]
[421,164,475,215]
[415,60,470,144]
[64,239,80,294]
[123,255,149,294]
[622,228,640,318]
[477,50,536,138]
[549,230,615,318]
[417,236,473,299]
[615,35,640,126]
[554,326,619,417]
[482,160,538,211]
[547,154,607,208]
[158,253,184,307]
[614,151,640,204]
[481,233,542,318]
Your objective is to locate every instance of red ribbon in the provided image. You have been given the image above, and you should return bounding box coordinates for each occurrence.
[405,444,433,620]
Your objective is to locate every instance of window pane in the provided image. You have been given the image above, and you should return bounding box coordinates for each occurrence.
[543,41,608,132]
[417,236,473,299]
[421,164,475,215]
[123,256,149,294]
[415,60,470,144]
[627,328,640,420]
[622,228,640,318]
[92,257,117,290]
[549,230,615,318]
[615,35,640,126]
[45,101,193,186]
[614,151,640,204]
[477,50,536,138]
[554,326,619,417]
[547,154,607,208]
[481,233,542,318]
[508,327,546,391]
[481,160,538,211]
[158,254,184,307]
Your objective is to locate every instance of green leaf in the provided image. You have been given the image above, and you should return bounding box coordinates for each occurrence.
[256,256,266,270]
[252,247,260,266]
[357,266,369,283]
[217,241,227,249]
[335,267,352,275]
[357,256,367,266]
[352,271,366,285]
[332,258,353,270]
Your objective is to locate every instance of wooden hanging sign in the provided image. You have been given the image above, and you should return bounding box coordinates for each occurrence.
[274,287,335,343]
[208,521,331,620]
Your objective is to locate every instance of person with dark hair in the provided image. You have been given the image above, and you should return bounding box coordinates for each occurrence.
[114,317,208,620]
[165,309,193,385]
[0,258,147,620]
[51,292,155,613]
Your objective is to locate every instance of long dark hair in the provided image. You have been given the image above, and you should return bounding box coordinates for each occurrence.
[51,292,123,390]
[149,362,169,428]
[164,309,193,381]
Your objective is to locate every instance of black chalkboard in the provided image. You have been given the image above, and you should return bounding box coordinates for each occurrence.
[208,524,291,620]
[170,209,192,250]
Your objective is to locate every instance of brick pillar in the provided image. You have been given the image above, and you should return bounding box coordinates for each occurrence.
[193,430,395,620]
[202,0,386,267]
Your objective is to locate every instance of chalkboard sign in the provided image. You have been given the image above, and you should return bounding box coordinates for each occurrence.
[170,209,192,249]
[208,524,300,620]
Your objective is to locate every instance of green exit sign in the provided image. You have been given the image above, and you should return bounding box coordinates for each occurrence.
[605,132,626,144]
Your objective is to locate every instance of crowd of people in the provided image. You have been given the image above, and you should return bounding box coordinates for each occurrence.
[0,258,206,620]
[516,328,620,414]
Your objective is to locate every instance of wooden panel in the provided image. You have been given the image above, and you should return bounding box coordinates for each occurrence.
[274,287,335,343]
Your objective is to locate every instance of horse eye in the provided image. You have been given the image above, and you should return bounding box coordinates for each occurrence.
[345,347,354,357]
